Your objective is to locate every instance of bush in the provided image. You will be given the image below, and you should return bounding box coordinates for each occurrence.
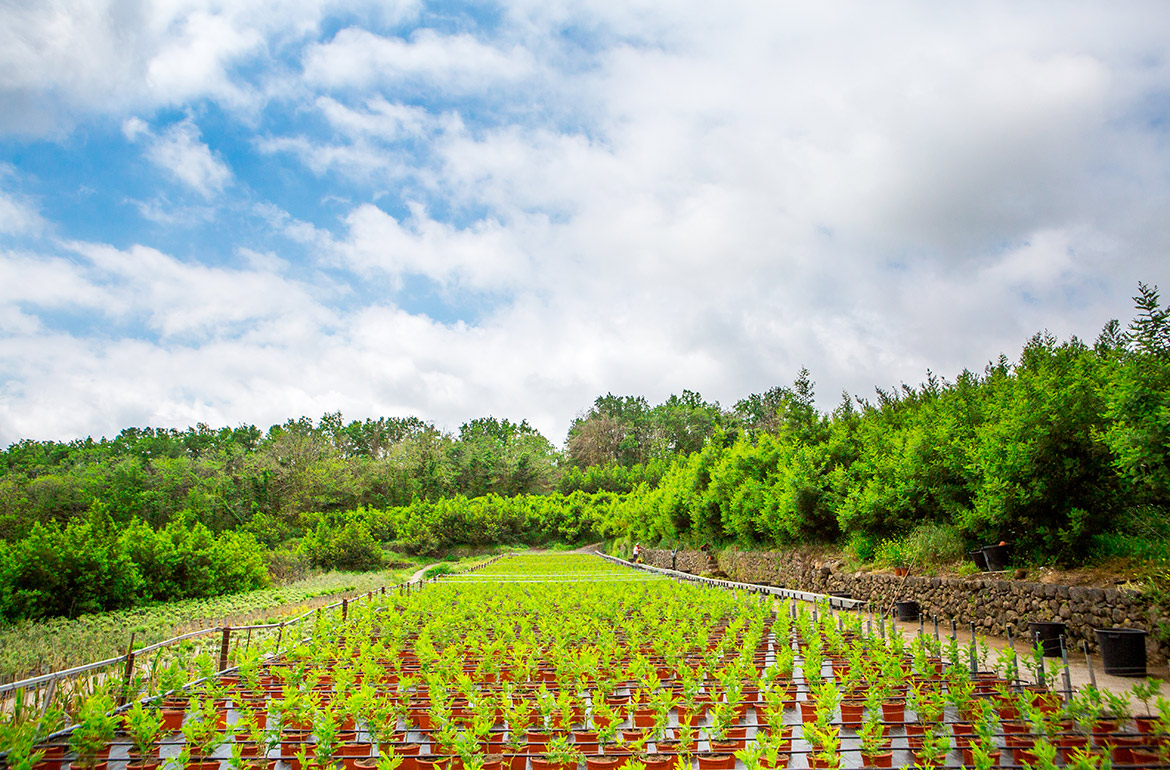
[845,532,877,563]
[299,513,384,571]
[905,522,966,564]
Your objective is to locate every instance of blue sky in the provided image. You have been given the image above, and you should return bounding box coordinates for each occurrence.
[2,1,1170,446]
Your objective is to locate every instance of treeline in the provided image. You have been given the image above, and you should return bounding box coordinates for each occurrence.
[0,415,563,541]
[601,285,1170,565]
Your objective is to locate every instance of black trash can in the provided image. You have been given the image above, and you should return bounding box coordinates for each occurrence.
[895,600,920,622]
[982,543,1010,571]
[1095,628,1148,677]
[968,548,989,571]
[1028,621,1068,658]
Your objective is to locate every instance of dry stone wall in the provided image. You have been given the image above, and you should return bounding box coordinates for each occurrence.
[640,546,1170,663]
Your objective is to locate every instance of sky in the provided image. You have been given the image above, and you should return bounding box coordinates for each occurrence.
[2,1,1169,448]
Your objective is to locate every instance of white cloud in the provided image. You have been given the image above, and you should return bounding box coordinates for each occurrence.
[337,202,527,289]
[303,27,534,90]
[127,118,233,198]
[0,0,423,132]
[0,189,43,236]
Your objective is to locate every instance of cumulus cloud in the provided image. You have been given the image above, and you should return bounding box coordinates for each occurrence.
[125,118,232,198]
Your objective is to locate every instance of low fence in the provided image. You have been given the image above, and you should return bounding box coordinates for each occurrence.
[0,554,503,735]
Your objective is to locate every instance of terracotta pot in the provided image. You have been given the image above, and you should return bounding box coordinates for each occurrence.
[639,755,677,770]
[125,763,161,770]
[759,754,790,770]
[807,755,840,770]
[530,759,572,770]
[798,700,818,724]
[859,751,892,769]
[586,757,624,770]
[961,748,1000,766]
[696,754,734,770]
[1055,735,1091,762]
[839,703,864,729]
[162,709,186,731]
[880,701,905,723]
[1127,748,1162,765]
[416,758,450,770]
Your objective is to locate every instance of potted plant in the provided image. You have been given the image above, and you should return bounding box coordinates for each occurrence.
[910,725,950,770]
[801,720,840,770]
[178,697,226,770]
[960,714,1000,768]
[857,710,889,768]
[534,736,582,770]
[69,693,117,770]
[1131,678,1162,734]
[1,699,64,770]
[122,701,165,766]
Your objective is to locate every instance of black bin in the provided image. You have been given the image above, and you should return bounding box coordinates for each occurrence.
[1028,621,1068,658]
[895,600,920,622]
[968,548,989,571]
[982,543,1010,571]
[1095,628,1148,677]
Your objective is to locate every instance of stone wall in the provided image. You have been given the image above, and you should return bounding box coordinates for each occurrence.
[640,546,1170,663]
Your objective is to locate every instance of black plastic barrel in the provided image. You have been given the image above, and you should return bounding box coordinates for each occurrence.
[982,543,1010,571]
[969,548,989,571]
[1095,628,1148,677]
[1028,621,1068,658]
[895,600,920,622]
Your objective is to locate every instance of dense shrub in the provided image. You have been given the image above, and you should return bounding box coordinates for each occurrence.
[299,512,384,571]
[0,512,268,621]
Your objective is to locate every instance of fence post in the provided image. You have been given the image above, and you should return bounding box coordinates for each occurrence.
[342,598,348,620]
[219,627,231,672]
[969,622,979,676]
[118,632,137,707]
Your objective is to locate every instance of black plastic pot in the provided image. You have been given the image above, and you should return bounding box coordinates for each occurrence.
[895,600,920,622]
[1095,628,1148,677]
[982,543,1010,571]
[1028,621,1068,658]
[968,548,989,571]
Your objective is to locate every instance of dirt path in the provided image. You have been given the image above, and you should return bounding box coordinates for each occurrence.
[882,616,1170,698]
[408,561,443,583]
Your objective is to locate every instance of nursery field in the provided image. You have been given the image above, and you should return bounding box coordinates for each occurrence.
[4,553,1169,770]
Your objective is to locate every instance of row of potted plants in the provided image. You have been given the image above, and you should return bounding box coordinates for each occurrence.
[9,553,1170,770]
